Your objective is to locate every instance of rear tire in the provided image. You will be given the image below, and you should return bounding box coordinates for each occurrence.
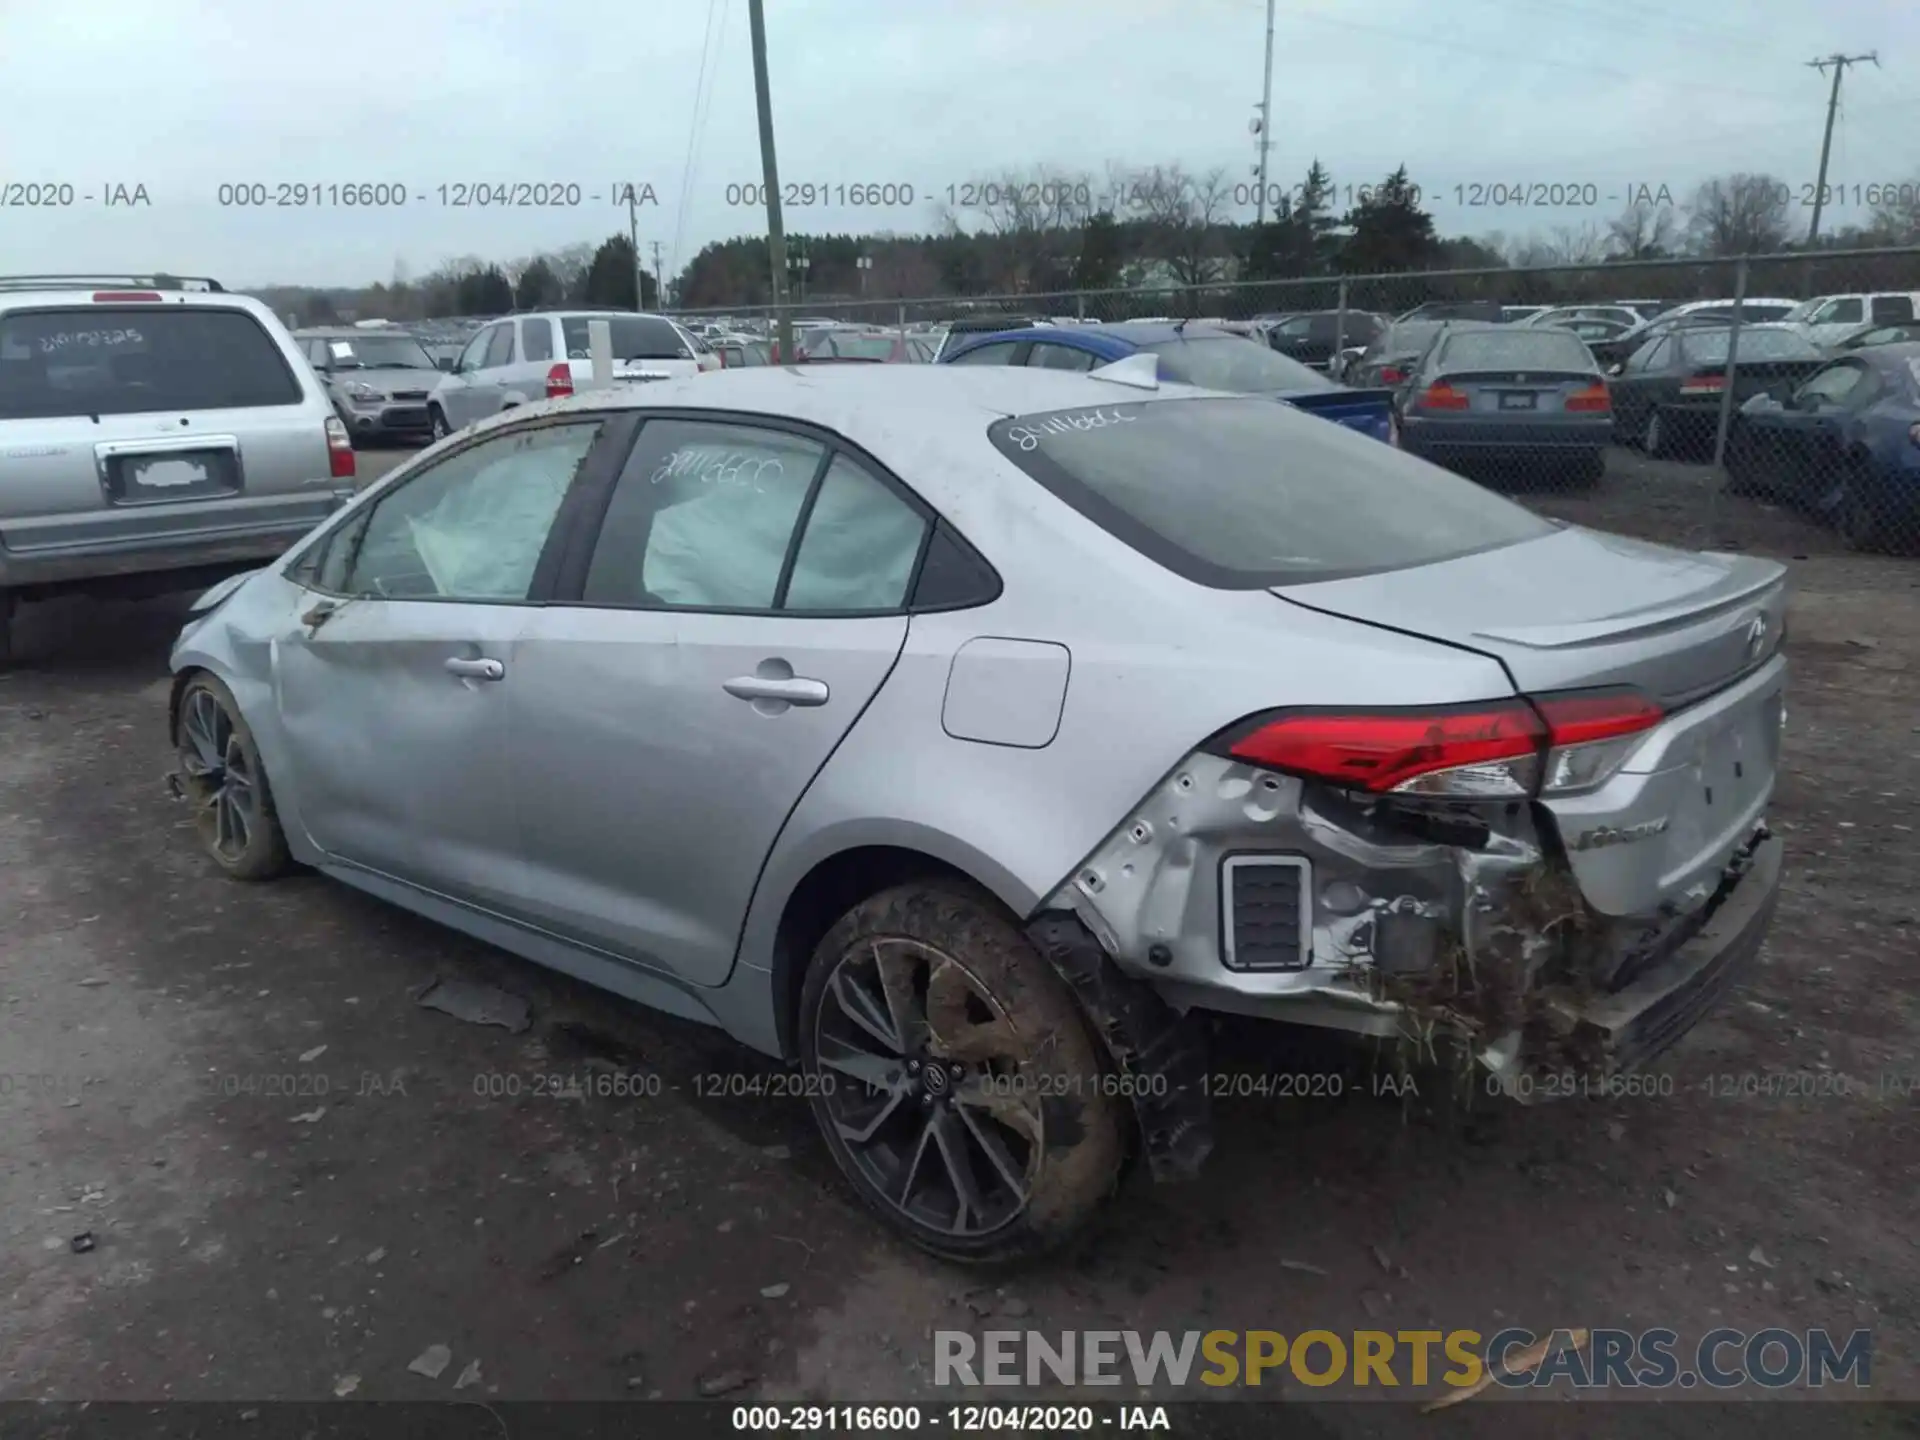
[0,590,14,670]
[1837,463,1890,553]
[174,673,292,881]
[798,879,1126,1264]
[1644,407,1670,459]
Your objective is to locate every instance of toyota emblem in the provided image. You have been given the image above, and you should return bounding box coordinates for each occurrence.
[1745,615,1769,660]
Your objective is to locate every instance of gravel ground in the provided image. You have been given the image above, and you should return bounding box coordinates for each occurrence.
[0,442,1913,1432]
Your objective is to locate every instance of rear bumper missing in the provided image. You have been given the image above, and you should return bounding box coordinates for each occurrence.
[1520,832,1783,1082]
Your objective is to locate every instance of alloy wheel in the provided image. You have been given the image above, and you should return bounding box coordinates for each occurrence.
[812,938,1043,1239]
[178,688,258,863]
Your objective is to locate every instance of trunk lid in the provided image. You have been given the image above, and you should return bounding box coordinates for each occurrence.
[1420,368,1600,416]
[1272,527,1789,918]
[1271,525,1786,712]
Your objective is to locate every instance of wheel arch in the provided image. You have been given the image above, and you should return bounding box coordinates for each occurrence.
[762,837,1034,1060]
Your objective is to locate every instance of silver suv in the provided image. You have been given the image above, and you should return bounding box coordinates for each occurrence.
[427,310,718,438]
[0,275,355,665]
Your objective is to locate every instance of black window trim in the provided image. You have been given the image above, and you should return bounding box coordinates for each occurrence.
[547,407,1002,618]
[284,410,639,607]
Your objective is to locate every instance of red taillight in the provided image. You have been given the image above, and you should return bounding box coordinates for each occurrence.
[1418,382,1470,411]
[545,363,574,399]
[1678,372,1725,397]
[1224,703,1546,796]
[1216,687,1664,800]
[325,416,355,480]
[1534,689,1663,746]
[94,291,162,302]
[1566,382,1612,413]
[1379,366,1406,384]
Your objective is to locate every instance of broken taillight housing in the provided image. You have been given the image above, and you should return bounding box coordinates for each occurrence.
[1214,688,1664,800]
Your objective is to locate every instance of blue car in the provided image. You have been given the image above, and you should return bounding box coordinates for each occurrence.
[1724,342,1920,551]
[938,321,1398,444]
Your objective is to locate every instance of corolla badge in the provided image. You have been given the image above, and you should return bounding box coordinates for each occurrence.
[1746,614,1770,662]
[1569,818,1670,852]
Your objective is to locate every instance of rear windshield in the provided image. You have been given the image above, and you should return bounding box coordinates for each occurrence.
[0,306,303,420]
[1137,336,1335,394]
[1435,329,1594,371]
[560,315,689,361]
[1378,320,1447,355]
[989,397,1553,587]
[1680,328,1822,363]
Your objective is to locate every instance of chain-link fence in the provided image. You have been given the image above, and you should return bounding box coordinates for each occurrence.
[672,245,1920,559]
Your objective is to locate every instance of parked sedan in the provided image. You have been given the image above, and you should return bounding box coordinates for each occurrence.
[1590,300,1799,371]
[1725,343,1920,550]
[1344,319,1496,389]
[796,328,935,363]
[1394,324,1613,485]
[1611,324,1829,459]
[169,365,1787,1261]
[1261,309,1387,370]
[940,321,1397,442]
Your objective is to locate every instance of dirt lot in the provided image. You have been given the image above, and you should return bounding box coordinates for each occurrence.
[1,445,1915,1431]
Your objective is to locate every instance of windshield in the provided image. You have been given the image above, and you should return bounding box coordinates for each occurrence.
[1680,328,1823,363]
[560,315,690,361]
[989,396,1552,587]
[314,334,436,369]
[1435,329,1595,372]
[1138,335,1335,393]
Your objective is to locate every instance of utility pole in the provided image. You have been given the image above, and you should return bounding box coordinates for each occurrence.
[650,241,666,310]
[747,0,793,363]
[1805,51,1878,245]
[1252,0,1275,227]
[626,186,643,311]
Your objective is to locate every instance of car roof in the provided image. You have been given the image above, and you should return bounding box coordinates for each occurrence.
[0,288,276,318]
[1850,340,1920,370]
[429,365,1231,453]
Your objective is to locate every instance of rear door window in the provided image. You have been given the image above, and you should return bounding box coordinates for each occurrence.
[520,319,554,362]
[990,397,1553,587]
[0,306,304,420]
[1870,295,1915,323]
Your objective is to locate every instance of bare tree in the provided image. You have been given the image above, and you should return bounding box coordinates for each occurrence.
[1605,202,1678,259]
[939,164,1097,291]
[1867,174,1920,244]
[1117,162,1236,287]
[1685,174,1790,257]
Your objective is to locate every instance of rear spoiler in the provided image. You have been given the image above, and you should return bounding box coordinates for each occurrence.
[1280,386,1397,418]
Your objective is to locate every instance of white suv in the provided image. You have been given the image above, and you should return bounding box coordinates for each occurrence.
[0,274,355,666]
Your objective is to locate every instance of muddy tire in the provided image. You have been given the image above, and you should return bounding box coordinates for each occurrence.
[174,672,292,881]
[428,405,452,442]
[798,879,1126,1264]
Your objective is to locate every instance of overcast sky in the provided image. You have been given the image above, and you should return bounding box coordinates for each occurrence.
[2,0,1916,289]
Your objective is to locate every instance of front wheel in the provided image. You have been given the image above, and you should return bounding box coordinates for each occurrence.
[428,406,452,442]
[799,880,1126,1264]
[175,673,292,881]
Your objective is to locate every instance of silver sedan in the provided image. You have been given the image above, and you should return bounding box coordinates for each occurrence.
[168,363,1787,1262]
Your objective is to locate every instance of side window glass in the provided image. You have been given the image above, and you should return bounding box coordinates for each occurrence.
[343,422,601,601]
[1871,295,1914,323]
[521,319,554,363]
[482,325,515,368]
[454,331,488,372]
[1030,344,1095,372]
[783,455,929,612]
[946,342,1022,366]
[582,421,828,610]
[1828,298,1864,324]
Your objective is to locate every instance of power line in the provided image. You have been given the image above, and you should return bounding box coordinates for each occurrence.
[1805,51,1879,244]
[670,0,725,287]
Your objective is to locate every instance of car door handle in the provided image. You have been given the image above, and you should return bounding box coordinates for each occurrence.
[445,657,505,681]
[723,675,829,706]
